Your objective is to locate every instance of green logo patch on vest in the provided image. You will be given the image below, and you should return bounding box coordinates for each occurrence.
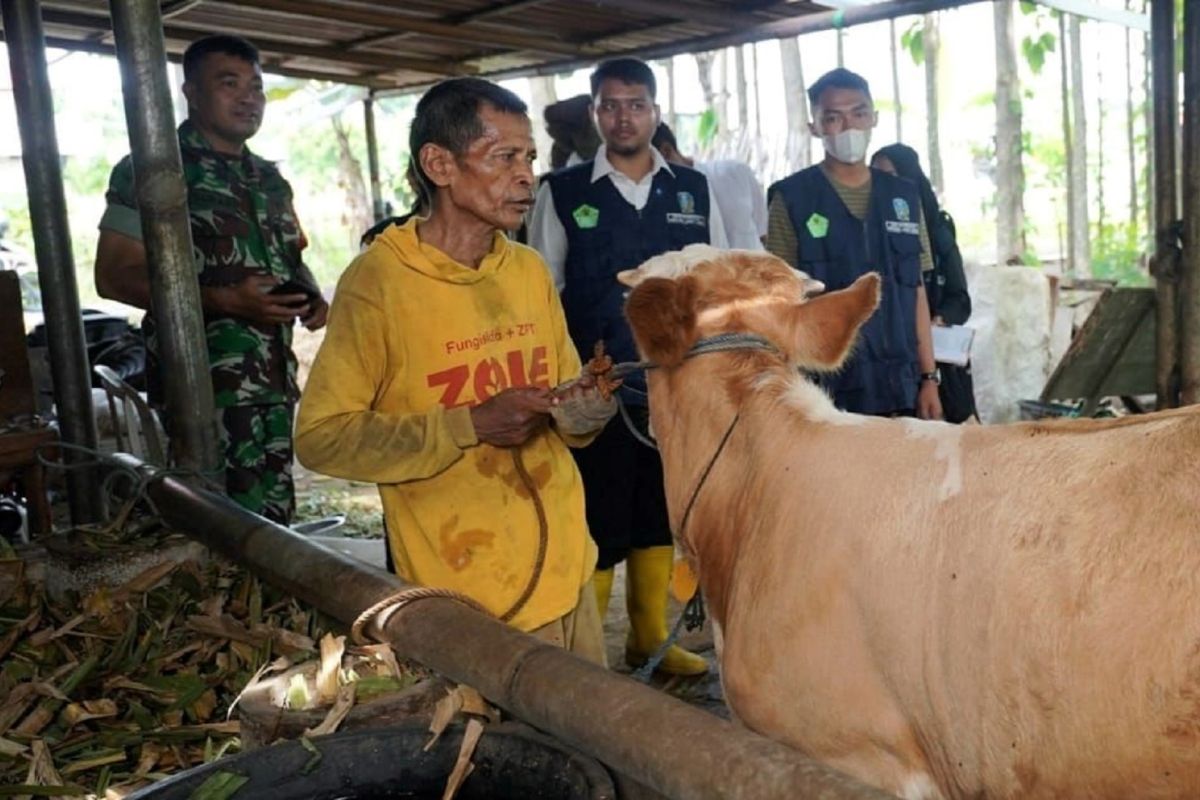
[806,212,829,239]
[572,203,600,229]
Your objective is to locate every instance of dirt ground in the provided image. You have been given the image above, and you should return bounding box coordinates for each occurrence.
[292,324,326,392]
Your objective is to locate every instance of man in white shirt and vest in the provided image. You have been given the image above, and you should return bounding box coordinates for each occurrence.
[529,57,727,677]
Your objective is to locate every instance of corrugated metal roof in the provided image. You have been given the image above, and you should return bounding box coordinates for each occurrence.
[1,0,835,91]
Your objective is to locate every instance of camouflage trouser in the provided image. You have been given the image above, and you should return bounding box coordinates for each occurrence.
[218,403,295,525]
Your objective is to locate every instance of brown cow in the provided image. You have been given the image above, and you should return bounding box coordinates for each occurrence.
[618,244,1200,800]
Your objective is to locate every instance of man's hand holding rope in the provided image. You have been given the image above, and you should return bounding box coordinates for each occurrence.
[549,343,622,436]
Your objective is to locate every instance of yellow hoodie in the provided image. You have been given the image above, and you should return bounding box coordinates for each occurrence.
[295,220,597,631]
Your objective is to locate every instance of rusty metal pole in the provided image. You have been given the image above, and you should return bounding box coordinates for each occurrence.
[364,94,385,223]
[1151,0,1182,407]
[1180,0,1200,405]
[1,0,101,526]
[119,456,892,800]
[108,0,220,472]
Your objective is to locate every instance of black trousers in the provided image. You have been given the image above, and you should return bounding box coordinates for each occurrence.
[938,362,979,423]
[572,406,672,571]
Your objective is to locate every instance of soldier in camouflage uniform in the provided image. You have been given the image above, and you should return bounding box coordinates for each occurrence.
[95,35,327,524]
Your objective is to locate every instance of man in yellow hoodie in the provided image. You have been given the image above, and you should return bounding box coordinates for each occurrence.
[295,78,615,660]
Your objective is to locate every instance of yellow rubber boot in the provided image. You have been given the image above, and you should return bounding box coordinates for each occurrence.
[624,546,709,677]
[593,567,615,620]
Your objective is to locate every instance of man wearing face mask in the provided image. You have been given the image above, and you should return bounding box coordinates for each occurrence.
[767,68,942,419]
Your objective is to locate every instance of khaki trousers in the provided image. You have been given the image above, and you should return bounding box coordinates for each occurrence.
[529,578,607,667]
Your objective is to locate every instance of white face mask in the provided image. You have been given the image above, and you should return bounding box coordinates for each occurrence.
[821,128,871,164]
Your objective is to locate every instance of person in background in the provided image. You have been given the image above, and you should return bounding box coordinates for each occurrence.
[95,34,328,524]
[297,78,616,660]
[766,67,941,420]
[529,57,727,678]
[544,94,602,171]
[872,142,977,423]
[360,162,428,248]
[652,122,768,250]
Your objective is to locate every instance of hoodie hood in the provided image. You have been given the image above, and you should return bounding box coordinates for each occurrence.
[376,217,513,285]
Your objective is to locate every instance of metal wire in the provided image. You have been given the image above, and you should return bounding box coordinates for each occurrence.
[33,441,222,540]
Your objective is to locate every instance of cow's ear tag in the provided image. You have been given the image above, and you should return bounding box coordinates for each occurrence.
[671,559,699,602]
[806,212,829,239]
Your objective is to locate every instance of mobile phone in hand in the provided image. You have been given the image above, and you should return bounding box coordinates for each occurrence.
[268,278,320,307]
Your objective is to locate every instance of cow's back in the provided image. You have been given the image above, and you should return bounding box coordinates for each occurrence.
[707,403,1200,798]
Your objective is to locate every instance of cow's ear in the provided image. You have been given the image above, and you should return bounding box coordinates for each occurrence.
[616,268,641,287]
[792,273,881,370]
[625,275,700,367]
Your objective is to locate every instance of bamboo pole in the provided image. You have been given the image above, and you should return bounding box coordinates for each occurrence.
[108,0,220,470]
[1,0,101,525]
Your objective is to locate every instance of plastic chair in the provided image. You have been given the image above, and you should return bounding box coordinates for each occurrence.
[93,364,166,466]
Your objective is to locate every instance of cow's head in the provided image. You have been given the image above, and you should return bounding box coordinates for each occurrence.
[619,245,881,372]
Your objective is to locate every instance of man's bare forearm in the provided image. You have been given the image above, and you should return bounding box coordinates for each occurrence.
[95,263,153,310]
[96,257,229,316]
[915,284,936,373]
[95,229,154,309]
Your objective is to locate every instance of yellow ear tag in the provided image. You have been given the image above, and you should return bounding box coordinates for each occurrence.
[671,559,699,603]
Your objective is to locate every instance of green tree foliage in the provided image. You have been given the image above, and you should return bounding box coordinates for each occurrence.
[1017,2,1057,75]
[1026,133,1066,190]
[62,154,114,198]
[1091,221,1148,285]
[1021,32,1056,74]
[697,108,719,148]
[251,84,418,287]
[901,22,924,65]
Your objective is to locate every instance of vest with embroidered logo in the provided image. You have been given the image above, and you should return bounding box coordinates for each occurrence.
[546,162,711,403]
[770,165,924,414]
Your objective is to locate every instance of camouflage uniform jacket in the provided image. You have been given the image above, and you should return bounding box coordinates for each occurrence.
[101,120,309,408]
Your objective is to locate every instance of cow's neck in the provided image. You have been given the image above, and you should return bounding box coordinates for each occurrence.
[647,350,785,626]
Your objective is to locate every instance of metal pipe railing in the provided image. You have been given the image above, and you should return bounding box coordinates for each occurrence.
[113,455,892,800]
[1,0,101,526]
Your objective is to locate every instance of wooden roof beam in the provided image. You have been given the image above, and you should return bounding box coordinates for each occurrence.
[1030,0,1148,31]
[389,0,986,95]
[160,0,205,20]
[37,8,466,76]
[238,0,588,57]
[250,58,397,89]
[455,0,555,24]
[15,33,394,89]
[246,35,467,78]
[354,0,558,49]
[581,0,780,30]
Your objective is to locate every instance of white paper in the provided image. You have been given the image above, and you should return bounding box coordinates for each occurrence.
[932,325,975,367]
